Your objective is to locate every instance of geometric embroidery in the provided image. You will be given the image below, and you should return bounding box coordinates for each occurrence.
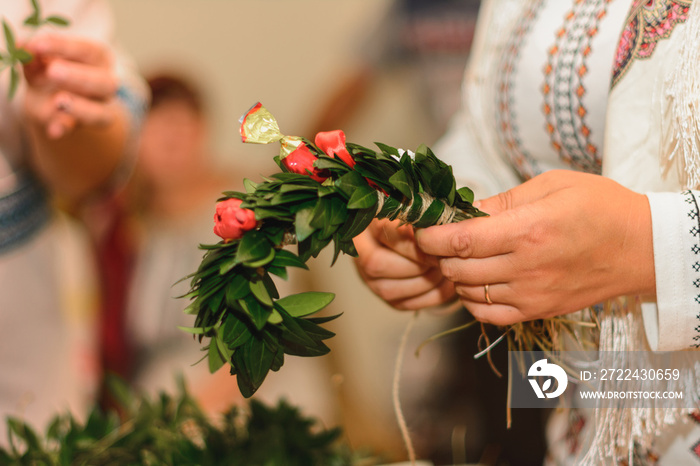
[612,0,691,88]
[495,0,546,181]
[685,190,700,349]
[542,0,609,174]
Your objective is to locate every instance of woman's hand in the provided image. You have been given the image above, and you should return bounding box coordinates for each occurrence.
[354,218,457,310]
[20,34,129,205]
[22,33,119,139]
[415,170,655,326]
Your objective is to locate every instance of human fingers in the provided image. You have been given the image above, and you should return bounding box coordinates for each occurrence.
[415,213,520,259]
[372,218,437,266]
[476,169,575,216]
[43,58,118,100]
[355,227,432,280]
[437,254,513,286]
[51,92,115,127]
[457,297,526,326]
[361,266,446,304]
[24,34,112,67]
[389,278,457,310]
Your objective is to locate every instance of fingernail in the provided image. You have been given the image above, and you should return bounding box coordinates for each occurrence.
[473,200,482,208]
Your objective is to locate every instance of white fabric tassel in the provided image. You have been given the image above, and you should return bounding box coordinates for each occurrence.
[662,0,700,189]
[581,299,700,464]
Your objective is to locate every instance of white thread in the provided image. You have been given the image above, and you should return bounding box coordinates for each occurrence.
[392,311,419,465]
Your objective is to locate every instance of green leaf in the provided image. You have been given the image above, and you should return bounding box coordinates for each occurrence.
[275,292,334,318]
[429,167,455,201]
[317,185,336,197]
[222,314,252,349]
[239,295,272,330]
[374,142,400,157]
[243,247,275,268]
[267,309,283,324]
[3,20,16,52]
[262,272,279,299]
[267,265,288,280]
[219,256,238,275]
[271,248,308,270]
[310,197,330,229]
[314,156,349,171]
[225,274,250,305]
[177,325,215,335]
[294,205,315,242]
[7,417,40,450]
[282,339,331,358]
[243,178,258,193]
[234,336,275,397]
[216,334,233,362]
[208,341,226,373]
[13,48,32,64]
[339,205,375,241]
[235,230,272,264]
[334,170,367,198]
[388,170,412,198]
[457,186,475,204]
[412,199,445,228]
[270,190,316,206]
[249,278,272,306]
[347,186,377,210]
[45,16,70,27]
[327,196,348,225]
[254,207,291,221]
[279,183,317,193]
[8,66,19,100]
[23,16,40,27]
[295,317,336,341]
[276,307,316,347]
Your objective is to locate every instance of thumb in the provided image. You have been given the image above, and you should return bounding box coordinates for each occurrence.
[475,170,571,215]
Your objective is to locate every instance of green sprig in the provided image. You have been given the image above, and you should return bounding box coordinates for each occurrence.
[1,0,70,99]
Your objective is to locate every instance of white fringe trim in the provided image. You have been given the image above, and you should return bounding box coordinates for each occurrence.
[662,0,700,189]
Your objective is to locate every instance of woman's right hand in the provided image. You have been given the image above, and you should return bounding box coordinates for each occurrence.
[354,218,457,310]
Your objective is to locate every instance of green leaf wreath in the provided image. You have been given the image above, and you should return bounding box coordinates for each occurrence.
[182,103,486,397]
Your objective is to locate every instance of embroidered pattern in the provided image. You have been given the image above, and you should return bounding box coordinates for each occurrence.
[495,0,545,181]
[542,0,610,174]
[612,0,691,88]
[683,190,700,348]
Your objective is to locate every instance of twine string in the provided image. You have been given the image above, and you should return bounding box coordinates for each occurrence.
[392,310,419,465]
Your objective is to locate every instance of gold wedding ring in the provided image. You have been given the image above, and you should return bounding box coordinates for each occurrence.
[484,284,493,305]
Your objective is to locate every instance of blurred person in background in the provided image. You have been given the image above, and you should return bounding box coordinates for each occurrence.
[94,73,241,414]
[0,0,146,440]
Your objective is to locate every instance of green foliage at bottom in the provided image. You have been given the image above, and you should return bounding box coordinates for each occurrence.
[0,376,361,466]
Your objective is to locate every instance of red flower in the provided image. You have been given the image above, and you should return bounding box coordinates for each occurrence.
[214,198,257,241]
[315,130,355,168]
[281,143,328,183]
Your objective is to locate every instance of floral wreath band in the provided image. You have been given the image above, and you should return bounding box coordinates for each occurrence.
[182,103,485,397]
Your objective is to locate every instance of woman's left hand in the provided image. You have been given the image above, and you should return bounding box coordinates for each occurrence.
[415,170,656,326]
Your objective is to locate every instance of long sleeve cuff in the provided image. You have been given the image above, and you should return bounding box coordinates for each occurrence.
[645,191,700,350]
